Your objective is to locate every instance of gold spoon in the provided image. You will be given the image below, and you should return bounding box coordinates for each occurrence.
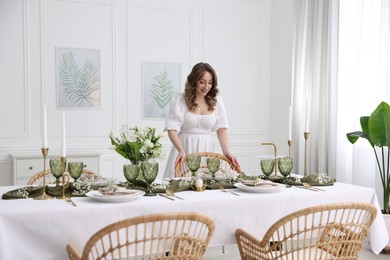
[302,182,325,191]
[166,189,184,200]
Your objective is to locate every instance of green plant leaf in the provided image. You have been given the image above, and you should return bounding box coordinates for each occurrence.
[369,101,390,148]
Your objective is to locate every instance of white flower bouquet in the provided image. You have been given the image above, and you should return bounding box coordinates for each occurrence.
[109,124,166,165]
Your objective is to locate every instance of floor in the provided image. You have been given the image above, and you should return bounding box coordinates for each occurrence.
[203,242,390,259]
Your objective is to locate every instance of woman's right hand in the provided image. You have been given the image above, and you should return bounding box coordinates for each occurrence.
[174,150,186,169]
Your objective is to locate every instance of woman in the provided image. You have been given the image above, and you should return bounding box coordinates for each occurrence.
[163,62,240,178]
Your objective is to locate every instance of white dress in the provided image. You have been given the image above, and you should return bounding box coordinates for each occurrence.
[163,93,229,178]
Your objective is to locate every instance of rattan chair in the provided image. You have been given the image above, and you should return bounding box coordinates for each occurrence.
[175,152,241,177]
[66,212,215,260]
[235,202,377,260]
[27,169,96,186]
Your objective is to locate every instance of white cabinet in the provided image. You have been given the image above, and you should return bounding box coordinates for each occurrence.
[12,152,100,185]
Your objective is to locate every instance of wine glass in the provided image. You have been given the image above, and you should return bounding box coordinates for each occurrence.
[50,159,66,186]
[123,164,139,188]
[278,157,293,183]
[68,162,84,183]
[260,159,274,179]
[186,155,201,177]
[207,157,220,184]
[141,161,159,196]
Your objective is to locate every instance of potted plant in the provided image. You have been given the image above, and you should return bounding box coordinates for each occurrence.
[347,101,390,251]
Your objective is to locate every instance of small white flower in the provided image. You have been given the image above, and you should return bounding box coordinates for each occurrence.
[144,139,154,148]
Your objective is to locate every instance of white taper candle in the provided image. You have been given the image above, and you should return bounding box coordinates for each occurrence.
[43,105,47,148]
[61,112,66,157]
[288,105,292,140]
[305,100,309,132]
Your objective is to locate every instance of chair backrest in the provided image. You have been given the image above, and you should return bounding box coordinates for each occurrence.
[175,152,241,177]
[235,202,377,260]
[66,212,215,260]
[27,169,96,186]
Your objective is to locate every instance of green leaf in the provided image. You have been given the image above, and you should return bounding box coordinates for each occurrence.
[369,101,390,148]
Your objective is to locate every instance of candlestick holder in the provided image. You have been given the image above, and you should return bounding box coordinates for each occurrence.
[60,156,68,199]
[262,142,278,175]
[34,148,54,200]
[287,140,292,157]
[304,132,309,176]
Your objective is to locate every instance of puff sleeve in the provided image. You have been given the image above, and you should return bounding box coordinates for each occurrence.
[212,95,229,131]
[165,92,185,132]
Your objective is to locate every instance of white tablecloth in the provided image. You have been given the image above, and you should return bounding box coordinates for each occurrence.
[0,182,388,260]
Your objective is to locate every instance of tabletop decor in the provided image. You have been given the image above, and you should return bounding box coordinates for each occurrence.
[50,159,65,186]
[68,162,84,182]
[278,157,293,183]
[34,147,53,200]
[110,124,166,181]
[347,101,390,215]
[140,160,159,196]
[271,172,336,186]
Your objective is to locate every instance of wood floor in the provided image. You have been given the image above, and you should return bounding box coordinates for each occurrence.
[203,242,390,259]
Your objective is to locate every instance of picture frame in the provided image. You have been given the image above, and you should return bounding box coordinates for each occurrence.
[142,61,181,119]
[55,47,101,109]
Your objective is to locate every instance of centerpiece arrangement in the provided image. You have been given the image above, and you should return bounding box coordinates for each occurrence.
[110,124,166,195]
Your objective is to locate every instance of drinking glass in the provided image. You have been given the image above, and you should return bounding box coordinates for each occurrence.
[123,164,139,188]
[50,159,66,186]
[141,161,159,196]
[186,155,201,177]
[68,162,84,183]
[260,159,274,179]
[278,157,293,183]
[207,157,220,184]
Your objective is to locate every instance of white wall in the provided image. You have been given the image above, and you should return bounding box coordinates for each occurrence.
[0,0,294,185]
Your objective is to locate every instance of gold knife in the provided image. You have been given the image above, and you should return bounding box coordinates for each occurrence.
[295,186,319,192]
[159,193,175,200]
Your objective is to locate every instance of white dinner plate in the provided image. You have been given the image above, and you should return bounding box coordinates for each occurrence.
[85,189,145,202]
[234,183,282,193]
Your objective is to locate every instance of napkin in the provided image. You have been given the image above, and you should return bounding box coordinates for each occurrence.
[242,179,278,187]
[2,186,44,200]
[281,173,336,186]
[98,185,136,196]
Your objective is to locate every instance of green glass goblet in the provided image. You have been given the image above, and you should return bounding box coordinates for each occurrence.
[141,161,159,196]
[278,157,293,183]
[68,162,84,183]
[260,159,275,179]
[207,157,220,184]
[186,155,201,177]
[50,159,66,186]
[123,164,139,188]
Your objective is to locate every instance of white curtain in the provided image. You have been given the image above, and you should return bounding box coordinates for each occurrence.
[334,0,390,207]
[291,0,339,176]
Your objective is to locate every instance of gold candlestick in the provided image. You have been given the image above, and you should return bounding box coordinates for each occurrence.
[304,132,309,176]
[262,142,278,175]
[34,148,53,200]
[61,156,67,199]
[287,140,292,157]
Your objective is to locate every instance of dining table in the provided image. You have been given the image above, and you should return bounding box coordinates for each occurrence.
[0,181,388,260]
